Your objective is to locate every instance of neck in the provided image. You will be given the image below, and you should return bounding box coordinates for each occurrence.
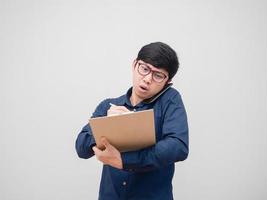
[130,88,143,106]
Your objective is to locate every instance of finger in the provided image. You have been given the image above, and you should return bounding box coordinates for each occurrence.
[109,105,129,111]
[107,106,131,117]
[114,106,130,112]
[101,137,111,149]
[92,146,102,156]
[107,109,120,116]
[110,107,130,113]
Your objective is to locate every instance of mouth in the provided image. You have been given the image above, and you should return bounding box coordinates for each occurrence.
[139,85,149,92]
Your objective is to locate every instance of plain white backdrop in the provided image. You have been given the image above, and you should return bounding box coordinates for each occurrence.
[1,0,267,199]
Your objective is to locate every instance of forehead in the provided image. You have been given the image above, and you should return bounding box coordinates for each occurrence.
[139,60,168,74]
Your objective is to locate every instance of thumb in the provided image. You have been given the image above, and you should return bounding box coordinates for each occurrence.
[92,146,102,156]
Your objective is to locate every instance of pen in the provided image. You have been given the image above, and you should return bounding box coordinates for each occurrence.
[109,103,135,113]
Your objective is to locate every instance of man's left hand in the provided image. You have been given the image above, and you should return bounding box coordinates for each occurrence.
[92,137,123,170]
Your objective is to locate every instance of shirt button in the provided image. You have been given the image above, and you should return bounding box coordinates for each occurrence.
[122,181,127,186]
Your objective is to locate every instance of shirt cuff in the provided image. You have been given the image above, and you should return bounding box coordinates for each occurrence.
[89,137,96,150]
[121,151,139,171]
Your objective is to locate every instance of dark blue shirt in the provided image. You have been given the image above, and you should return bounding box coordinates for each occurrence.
[75,86,189,200]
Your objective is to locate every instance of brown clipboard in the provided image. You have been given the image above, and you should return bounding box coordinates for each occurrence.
[89,109,156,152]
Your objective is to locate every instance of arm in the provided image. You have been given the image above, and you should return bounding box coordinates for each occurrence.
[121,93,189,172]
[75,100,108,159]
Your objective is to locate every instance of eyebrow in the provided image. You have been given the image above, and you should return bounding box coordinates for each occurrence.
[139,62,166,74]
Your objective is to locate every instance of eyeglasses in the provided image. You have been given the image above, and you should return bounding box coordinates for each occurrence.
[137,61,168,83]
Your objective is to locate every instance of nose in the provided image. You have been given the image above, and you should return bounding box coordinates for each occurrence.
[143,72,153,84]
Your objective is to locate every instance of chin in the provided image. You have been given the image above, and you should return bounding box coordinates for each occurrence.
[138,91,153,99]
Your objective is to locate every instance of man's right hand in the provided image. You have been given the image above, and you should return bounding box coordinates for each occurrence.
[107,104,131,116]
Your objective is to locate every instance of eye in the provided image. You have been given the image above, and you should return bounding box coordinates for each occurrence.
[154,72,165,80]
[141,65,149,72]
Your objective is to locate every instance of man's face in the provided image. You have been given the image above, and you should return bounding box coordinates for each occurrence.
[132,60,170,101]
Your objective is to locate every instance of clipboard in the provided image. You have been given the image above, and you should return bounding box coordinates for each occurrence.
[89,109,156,152]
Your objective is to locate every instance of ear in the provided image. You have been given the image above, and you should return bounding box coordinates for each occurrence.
[163,79,172,88]
[132,59,137,70]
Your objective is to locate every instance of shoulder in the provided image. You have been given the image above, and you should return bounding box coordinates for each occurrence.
[156,87,187,120]
[155,87,186,115]
[104,94,126,105]
[159,87,182,104]
[97,93,126,108]
[92,91,127,117]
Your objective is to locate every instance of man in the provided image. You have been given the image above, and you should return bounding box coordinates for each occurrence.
[75,42,189,200]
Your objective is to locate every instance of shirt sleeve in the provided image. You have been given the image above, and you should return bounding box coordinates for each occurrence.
[121,93,189,172]
[75,99,109,159]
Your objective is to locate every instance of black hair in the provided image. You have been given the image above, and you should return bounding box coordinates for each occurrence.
[137,42,179,80]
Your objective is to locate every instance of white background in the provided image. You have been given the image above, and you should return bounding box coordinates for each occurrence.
[1,0,267,199]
